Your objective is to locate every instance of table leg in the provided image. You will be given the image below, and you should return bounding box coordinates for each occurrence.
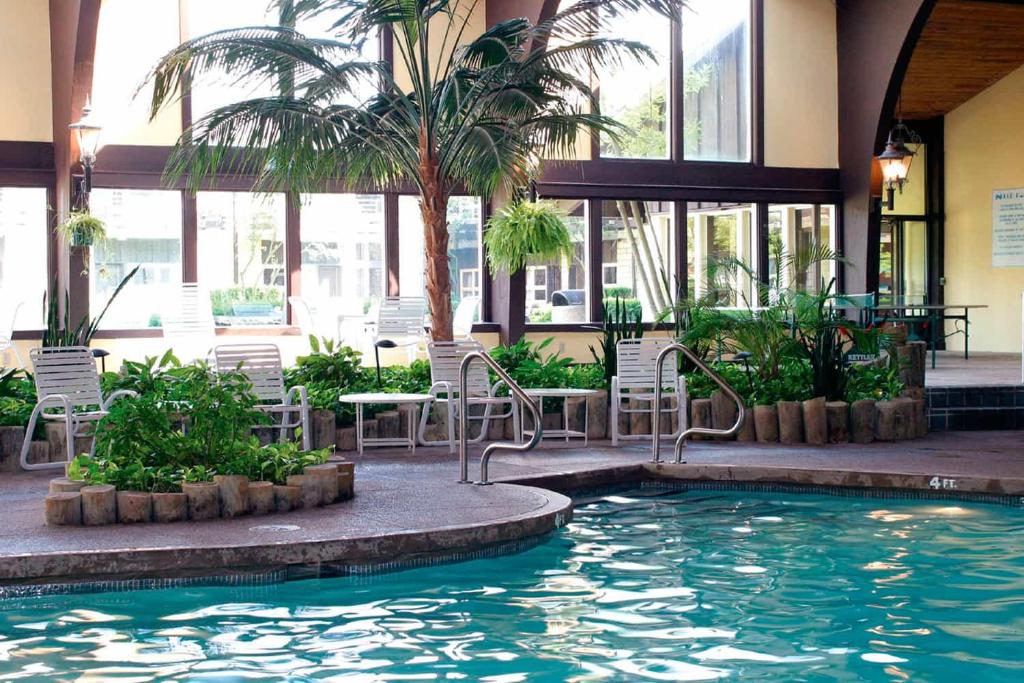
[964,310,970,360]
[356,403,364,455]
[563,397,569,443]
[930,312,938,370]
[409,405,417,453]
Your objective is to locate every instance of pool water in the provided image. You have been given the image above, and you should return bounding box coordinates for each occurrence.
[2,488,1023,681]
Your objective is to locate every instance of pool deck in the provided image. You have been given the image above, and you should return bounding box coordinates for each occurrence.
[1,431,1022,589]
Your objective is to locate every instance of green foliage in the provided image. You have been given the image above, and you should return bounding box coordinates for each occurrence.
[210,286,283,316]
[101,349,183,396]
[42,266,140,347]
[845,357,904,403]
[491,337,605,398]
[56,210,106,247]
[683,360,813,406]
[484,200,574,274]
[224,440,331,486]
[589,296,644,386]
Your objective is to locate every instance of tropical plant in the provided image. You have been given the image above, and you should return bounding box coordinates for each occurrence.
[588,296,644,386]
[144,0,684,341]
[41,266,140,347]
[56,210,106,247]
[484,200,573,274]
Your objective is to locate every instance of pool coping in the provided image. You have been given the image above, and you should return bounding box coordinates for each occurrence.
[4,457,1024,597]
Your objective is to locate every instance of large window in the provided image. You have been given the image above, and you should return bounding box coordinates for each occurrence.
[682,0,751,161]
[0,187,47,331]
[598,7,671,159]
[768,204,838,296]
[300,193,385,316]
[526,199,588,323]
[197,192,286,326]
[187,0,281,122]
[90,189,183,329]
[398,196,483,321]
[687,203,755,306]
[601,200,674,321]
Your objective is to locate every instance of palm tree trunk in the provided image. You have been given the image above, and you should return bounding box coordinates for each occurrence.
[615,201,656,311]
[419,136,453,342]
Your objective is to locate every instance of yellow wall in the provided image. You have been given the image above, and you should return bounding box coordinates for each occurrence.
[0,0,53,142]
[945,63,1024,354]
[763,0,838,169]
[392,0,486,93]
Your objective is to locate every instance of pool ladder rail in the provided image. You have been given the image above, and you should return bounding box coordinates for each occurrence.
[457,350,543,485]
[652,342,745,464]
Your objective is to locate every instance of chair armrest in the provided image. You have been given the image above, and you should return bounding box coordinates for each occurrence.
[284,385,309,408]
[102,389,138,410]
[429,380,454,400]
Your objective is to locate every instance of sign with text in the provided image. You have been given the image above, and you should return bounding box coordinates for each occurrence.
[992,189,1024,267]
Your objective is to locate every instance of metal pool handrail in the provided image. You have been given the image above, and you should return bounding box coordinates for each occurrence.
[652,342,745,464]
[458,350,543,485]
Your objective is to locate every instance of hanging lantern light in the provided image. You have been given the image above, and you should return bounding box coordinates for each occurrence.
[69,100,102,196]
[877,120,919,211]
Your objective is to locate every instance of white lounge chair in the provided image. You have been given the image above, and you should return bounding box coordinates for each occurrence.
[0,300,24,368]
[371,297,427,384]
[417,340,519,453]
[20,346,137,470]
[162,283,216,362]
[213,343,312,450]
[452,295,481,339]
[610,338,688,445]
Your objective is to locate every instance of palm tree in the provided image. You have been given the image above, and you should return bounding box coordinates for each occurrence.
[146,0,683,340]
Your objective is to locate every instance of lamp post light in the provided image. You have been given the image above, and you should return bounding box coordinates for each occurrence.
[69,101,102,202]
[877,120,919,211]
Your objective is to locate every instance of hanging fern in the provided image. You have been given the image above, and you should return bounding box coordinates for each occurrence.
[484,200,574,274]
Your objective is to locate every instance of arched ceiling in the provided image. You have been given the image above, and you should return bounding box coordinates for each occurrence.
[900,0,1024,119]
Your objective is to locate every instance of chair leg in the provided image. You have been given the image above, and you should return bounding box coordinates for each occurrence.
[447,401,457,454]
[512,400,522,444]
[610,381,620,446]
[416,397,433,446]
[19,404,43,470]
[468,401,493,444]
[301,404,312,451]
[65,415,76,465]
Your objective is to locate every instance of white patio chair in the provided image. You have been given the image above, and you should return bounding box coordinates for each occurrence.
[20,346,137,470]
[452,296,481,339]
[417,340,519,453]
[610,338,688,445]
[213,343,312,450]
[371,297,428,384]
[0,300,25,368]
[162,283,216,363]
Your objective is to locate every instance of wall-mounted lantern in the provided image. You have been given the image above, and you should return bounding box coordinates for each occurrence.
[69,100,102,198]
[877,120,919,211]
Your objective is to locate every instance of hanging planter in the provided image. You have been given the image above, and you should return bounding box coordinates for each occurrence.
[57,210,107,247]
[484,199,573,273]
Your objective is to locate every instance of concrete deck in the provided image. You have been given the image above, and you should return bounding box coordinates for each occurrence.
[926,351,1022,387]
[2,432,1022,588]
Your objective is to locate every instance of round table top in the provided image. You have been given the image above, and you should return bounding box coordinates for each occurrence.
[522,387,601,397]
[339,392,433,404]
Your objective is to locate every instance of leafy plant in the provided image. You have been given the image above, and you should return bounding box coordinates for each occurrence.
[56,210,106,247]
[484,200,573,274]
[588,296,644,386]
[42,265,140,347]
[144,0,682,340]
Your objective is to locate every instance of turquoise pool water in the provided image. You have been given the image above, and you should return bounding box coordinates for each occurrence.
[2,488,1023,681]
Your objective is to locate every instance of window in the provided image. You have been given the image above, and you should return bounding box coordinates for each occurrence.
[600,200,674,321]
[682,0,751,161]
[398,196,483,319]
[687,202,755,306]
[768,203,838,296]
[187,0,281,122]
[598,6,671,159]
[90,189,183,329]
[300,193,385,315]
[0,187,47,330]
[196,192,286,326]
[525,199,588,323]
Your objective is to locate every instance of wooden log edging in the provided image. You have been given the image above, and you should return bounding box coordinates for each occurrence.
[43,462,357,526]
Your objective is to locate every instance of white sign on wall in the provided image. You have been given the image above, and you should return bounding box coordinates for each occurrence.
[992,188,1024,267]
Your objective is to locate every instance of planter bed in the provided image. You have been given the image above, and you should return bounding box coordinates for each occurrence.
[42,462,355,527]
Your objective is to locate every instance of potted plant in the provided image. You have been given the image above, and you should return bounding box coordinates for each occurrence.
[484,199,574,274]
[57,209,106,247]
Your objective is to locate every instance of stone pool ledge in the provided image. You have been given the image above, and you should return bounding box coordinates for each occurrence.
[0,473,571,588]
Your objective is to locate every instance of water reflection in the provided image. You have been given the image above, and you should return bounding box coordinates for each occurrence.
[1,490,1022,681]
